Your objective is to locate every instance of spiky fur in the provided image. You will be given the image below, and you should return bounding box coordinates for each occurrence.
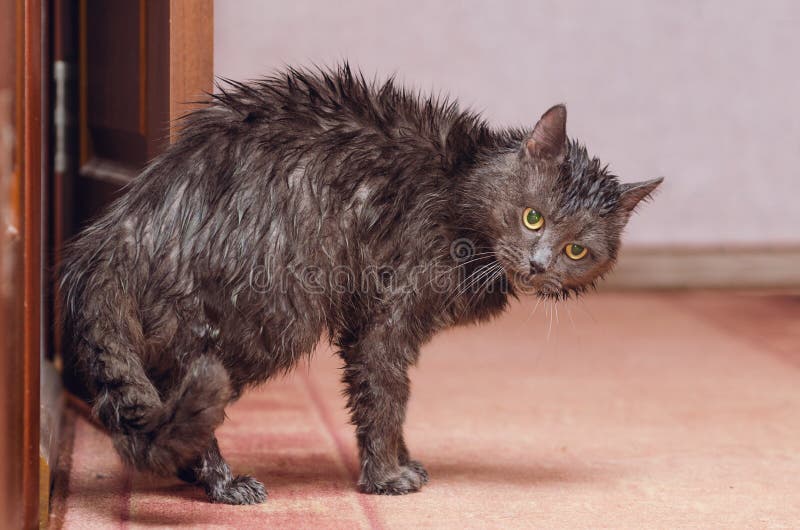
[60,64,660,503]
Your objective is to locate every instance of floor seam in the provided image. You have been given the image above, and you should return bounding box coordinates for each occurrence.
[48,405,77,530]
[300,370,383,530]
[119,466,133,529]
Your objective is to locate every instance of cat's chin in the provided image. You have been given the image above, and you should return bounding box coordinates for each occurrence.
[535,286,569,301]
[504,271,569,301]
[534,281,588,301]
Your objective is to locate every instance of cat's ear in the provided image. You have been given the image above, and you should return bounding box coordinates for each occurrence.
[523,104,568,162]
[618,177,664,213]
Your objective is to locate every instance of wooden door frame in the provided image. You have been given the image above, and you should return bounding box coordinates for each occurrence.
[24,3,44,528]
[168,0,214,131]
[0,0,45,528]
[76,0,214,186]
[21,0,44,527]
[46,0,214,526]
[0,0,26,525]
[2,0,213,528]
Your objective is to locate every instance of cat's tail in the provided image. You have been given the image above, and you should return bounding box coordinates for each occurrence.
[93,353,232,476]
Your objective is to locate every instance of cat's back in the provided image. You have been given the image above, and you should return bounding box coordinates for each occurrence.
[158,64,466,256]
[63,65,491,300]
[207,64,443,143]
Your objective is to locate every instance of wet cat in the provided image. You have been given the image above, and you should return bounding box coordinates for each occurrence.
[60,64,662,504]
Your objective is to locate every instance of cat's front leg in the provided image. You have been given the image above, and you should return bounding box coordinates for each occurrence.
[399,438,429,484]
[340,330,428,495]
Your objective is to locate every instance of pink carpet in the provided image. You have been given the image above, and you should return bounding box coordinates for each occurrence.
[50,292,800,528]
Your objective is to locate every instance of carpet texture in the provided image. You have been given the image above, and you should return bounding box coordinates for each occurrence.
[50,292,800,529]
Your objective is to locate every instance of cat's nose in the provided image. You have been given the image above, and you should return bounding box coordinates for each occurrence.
[529,260,546,275]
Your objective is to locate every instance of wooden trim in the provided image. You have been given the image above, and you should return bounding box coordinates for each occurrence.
[0,1,23,526]
[46,406,77,530]
[39,362,63,528]
[605,246,800,290]
[81,156,140,186]
[138,0,147,135]
[145,0,169,158]
[51,0,78,363]
[168,0,213,138]
[78,0,87,166]
[21,0,44,528]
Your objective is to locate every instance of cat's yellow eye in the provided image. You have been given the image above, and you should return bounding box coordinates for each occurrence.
[565,243,588,260]
[522,208,544,230]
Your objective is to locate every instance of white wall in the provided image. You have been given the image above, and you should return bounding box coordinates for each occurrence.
[215,0,800,246]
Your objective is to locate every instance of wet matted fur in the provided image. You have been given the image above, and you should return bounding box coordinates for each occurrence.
[60,64,662,504]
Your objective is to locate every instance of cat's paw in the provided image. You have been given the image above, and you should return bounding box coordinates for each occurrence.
[404,459,429,484]
[207,475,267,505]
[359,462,429,495]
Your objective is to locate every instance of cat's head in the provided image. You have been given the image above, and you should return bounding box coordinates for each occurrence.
[482,104,662,300]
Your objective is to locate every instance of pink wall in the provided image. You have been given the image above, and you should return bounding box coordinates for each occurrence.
[215,0,800,246]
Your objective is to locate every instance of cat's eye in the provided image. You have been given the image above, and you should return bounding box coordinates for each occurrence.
[565,243,588,260]
[522,208,544,230]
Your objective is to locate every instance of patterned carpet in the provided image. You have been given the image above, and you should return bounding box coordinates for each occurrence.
[49,292,800,529]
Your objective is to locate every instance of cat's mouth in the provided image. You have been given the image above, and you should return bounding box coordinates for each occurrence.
[510,272,565,299]
[494,244,571,300]
[495,257,569,300]
[513,272,587,301]
[536,281,570,300]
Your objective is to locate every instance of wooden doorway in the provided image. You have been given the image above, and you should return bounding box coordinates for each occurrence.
[1,0,45,528]
[1,1,213,528]
[56,0,214,400]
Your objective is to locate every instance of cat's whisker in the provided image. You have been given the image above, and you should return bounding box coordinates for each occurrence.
[447,260,498,302]
[565,302,577,333]
[415,253,498,293]
[461,264,503,316]
[576,298,598,324]
[445,261,499,315]
[454,263,493,295]
[525,296,543,324]
[450,263,500,310]
[466,267,503,315]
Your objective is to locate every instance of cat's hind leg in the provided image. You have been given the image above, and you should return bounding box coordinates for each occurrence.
[178,437,267,505]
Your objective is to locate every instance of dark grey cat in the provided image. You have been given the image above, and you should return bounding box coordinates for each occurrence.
[60,64,662,504]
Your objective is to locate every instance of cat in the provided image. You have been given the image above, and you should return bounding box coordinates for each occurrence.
[60,64,662,504]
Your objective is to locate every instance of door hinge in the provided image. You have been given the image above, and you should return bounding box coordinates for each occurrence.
[53,60,70,173]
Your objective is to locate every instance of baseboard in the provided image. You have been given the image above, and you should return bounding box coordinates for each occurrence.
[40,361,63,527]
[604,245,800,289]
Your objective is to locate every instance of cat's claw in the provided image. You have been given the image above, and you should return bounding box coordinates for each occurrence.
[207,475,267,505]
[360,462,429,495]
